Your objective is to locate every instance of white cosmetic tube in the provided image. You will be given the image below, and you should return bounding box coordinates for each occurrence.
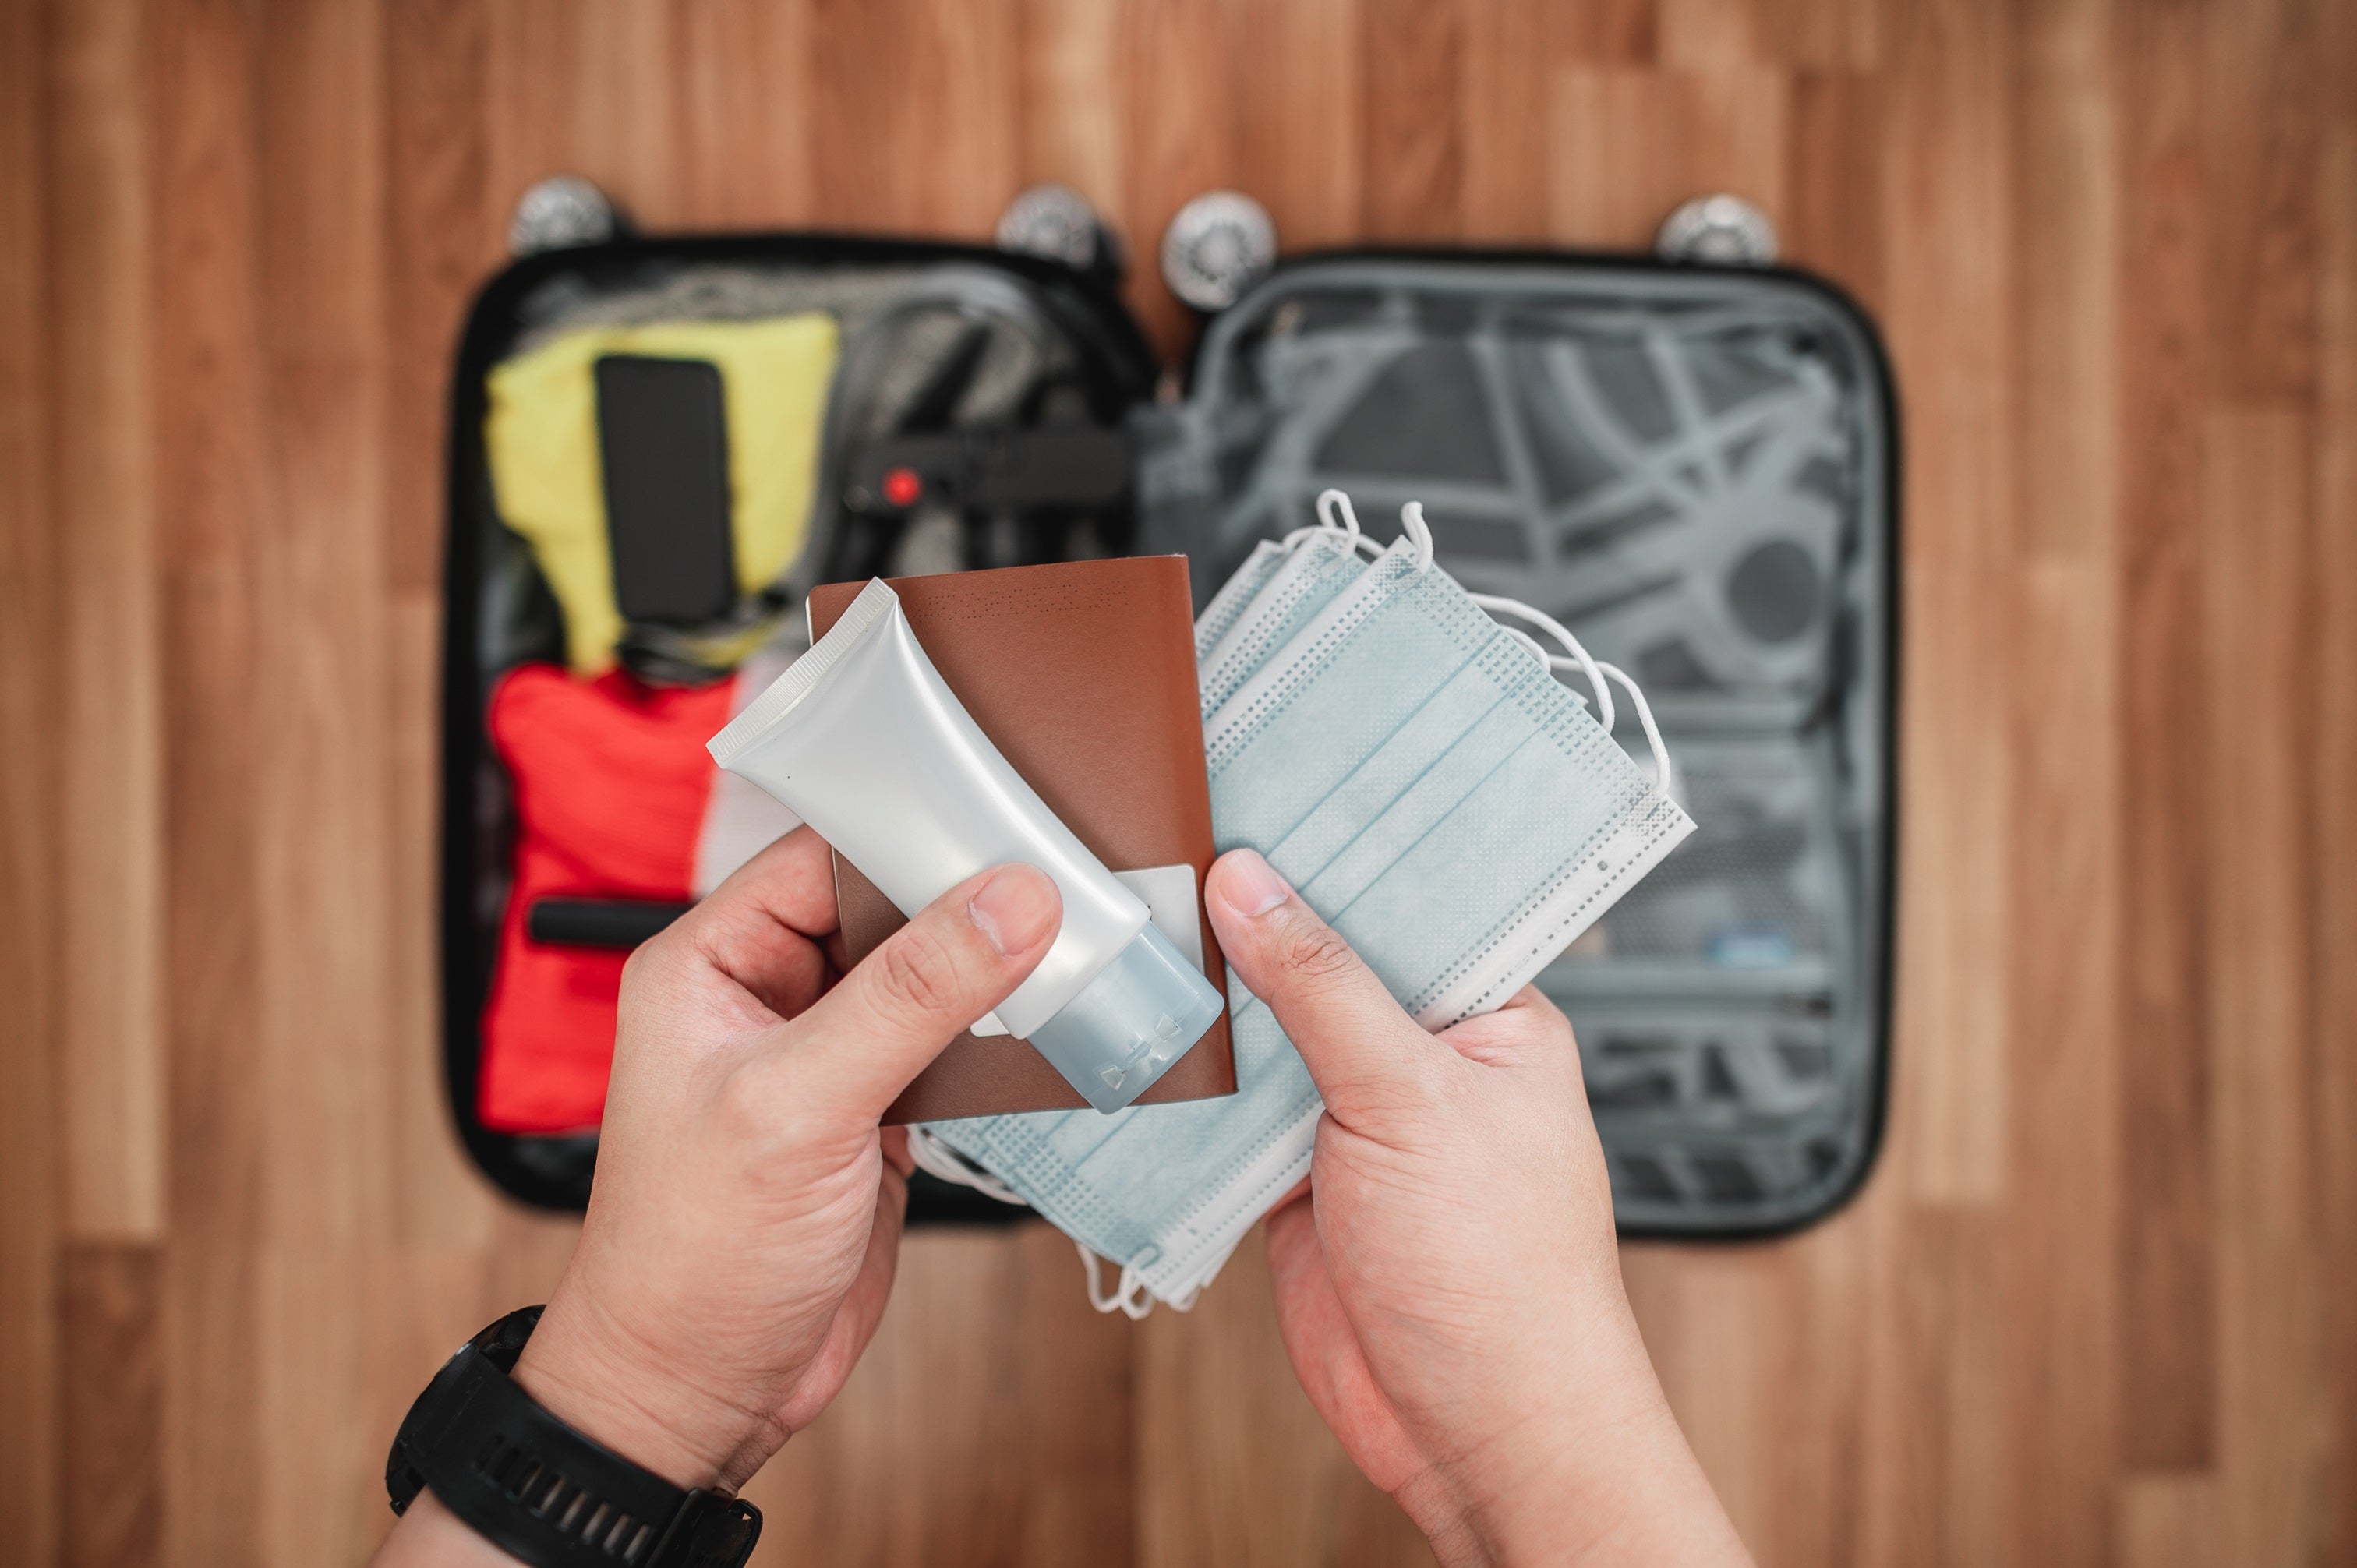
[708,577,1224,1114]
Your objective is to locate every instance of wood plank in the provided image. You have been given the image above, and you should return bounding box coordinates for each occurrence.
[1856,1209,2007,1568]
[2200,0,2320,399]
[573,0,681,228]
[2117,1474,2217,1568]
[1359,0,1464,238]
[1786,70,1885,312]
[482,0,585,247]
[150,0,272,1559]
[2309,116,2357,1568]
[674,0,817,228]
[1229,0,1363,252]
[60,1244,163,1568]
[253,0,399,1253]
[52,0,166,1243]
[1547,63,1790,250]
[2006,2,2125,1560]
[383,0,493,596]
[1876,0,2016,1210]
[1458,0,1551,242]
[1757,0,1882,71]
[0,1,62,1558]
[1018,0,1125,216]
[2113,0,2214,1474]
[807,0,1019,238]
[1551,0,1659,65]
[2200,407,2329,1568]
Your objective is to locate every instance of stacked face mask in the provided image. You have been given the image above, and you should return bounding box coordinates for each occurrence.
[914,493,1697,1313]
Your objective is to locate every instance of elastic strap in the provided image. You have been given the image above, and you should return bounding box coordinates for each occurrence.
[1595,662,1673,793]
[1470,592,1617,734]
[1079,1244,1155,1319]
[905,1128,1028,1206]
[1273,488,1366,556]
[1466,595,1677,793]
[1315,494,1669,785]
[1346,501,1437,571]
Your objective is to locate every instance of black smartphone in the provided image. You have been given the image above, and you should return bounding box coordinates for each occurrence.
[592,354,736,624]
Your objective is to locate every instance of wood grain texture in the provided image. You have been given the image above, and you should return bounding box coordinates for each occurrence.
[0,2,62,1559]
[5,0,2355,1563]
[2114,0,2214,1473]
[61,1245,162,1568]
[52,0,165,1243]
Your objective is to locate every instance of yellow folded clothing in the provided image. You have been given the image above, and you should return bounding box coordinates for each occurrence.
[485,313,840,673]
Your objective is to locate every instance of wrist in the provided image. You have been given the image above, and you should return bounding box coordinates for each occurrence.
[1419,1312,1733,1566]
[511,1299,782,1495]
[376,1490,535,1567]
[1452,1395,1747,1567]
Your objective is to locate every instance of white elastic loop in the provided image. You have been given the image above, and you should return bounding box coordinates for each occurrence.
[1314,488,1360,535]
[1469,592,1616,734]
[905,1128,1029,1206]
[1079,1243,1155,1319]
[1326,495,1432,568]
[1595,661,1673,793]
[1398,501,1436,571]
[1497,624,1569,687]
[1280,489,1363,556]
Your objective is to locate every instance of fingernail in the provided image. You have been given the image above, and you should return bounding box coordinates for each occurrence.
[969,865,1060,956]
[1217,849,1292,918]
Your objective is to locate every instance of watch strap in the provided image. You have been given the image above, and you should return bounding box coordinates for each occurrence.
[387,1308,759,1568]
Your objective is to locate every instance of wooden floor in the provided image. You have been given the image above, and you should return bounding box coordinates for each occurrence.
[2,0,2354,1563]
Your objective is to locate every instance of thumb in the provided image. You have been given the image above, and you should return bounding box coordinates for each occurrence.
[783,863,1062,1120]
[1205,849,1455,1128]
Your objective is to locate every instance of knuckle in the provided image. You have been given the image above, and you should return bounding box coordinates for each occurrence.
[875,924,966,1018]
[712,1054,806,1160]
[1277,920,1359,990]
[617,936,672,997]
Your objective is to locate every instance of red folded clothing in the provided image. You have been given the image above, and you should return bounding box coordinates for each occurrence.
[479,666,737,1132]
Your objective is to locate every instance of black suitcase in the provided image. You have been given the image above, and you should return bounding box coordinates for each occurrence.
[441,192,1896,1236]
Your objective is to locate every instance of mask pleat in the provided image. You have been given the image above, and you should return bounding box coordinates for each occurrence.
[920,496,1698,1312]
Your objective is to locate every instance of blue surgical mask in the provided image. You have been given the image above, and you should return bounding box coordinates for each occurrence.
[914,499,1694,1312]
[1193,491,1369,719]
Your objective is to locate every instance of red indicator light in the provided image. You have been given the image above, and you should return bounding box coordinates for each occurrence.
[882,466,923,507]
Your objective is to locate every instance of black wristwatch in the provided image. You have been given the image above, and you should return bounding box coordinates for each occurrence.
[387,1307,760,1568]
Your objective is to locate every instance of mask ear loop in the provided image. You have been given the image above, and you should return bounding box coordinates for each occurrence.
[1493,625,1564,683]
[1470,594,1617,735]
[1594,661,1674,795]
[1466,595,1676,792]
[1346,501,1438,570]
[1280,489,1364,555]
[1398,501,1436,571]
[1079,1244,1155,1319]
[906,1127,1030,1206]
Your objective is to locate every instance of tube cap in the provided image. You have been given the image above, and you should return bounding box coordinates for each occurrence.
[1025,923,1227,1114]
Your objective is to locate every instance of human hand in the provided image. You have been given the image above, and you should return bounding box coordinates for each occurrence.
[501,828,1060,1494]
[1204,848,1750,1568]
[378,825,1064,1568]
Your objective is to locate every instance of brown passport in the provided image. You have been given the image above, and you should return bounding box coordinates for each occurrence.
[807,556,1236,1125]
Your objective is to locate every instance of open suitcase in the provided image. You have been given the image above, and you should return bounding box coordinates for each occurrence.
[442,187,1897,1235]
